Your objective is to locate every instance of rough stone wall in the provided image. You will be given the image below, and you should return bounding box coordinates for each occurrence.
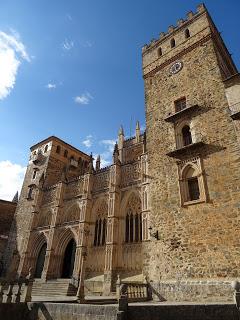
[0,200,16,272]
[143,6,240,301]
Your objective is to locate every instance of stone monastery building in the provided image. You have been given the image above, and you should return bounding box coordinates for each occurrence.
[3,4,240,301]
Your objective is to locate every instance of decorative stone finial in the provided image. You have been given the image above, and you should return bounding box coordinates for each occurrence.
[96,155,101,171]
[136,121,140,143]
[87,154,94,174]
[177,19,184,26]
[159,32,165,39]
[12,191,19,203]
[187,11,194,20]
[113,143,120,164]
[197,3,206,13]
[118,125,124,136]
[168,25,175,33]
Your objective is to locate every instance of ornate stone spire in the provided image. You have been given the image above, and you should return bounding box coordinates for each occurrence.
[87,153,94,174]
[136,121,140,142]
[96,155,101,171]
[12,191,19,203]
[113,143,120,164]
[118,125,124,149]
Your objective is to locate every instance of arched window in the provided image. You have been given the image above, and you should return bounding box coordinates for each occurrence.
[125,194,142,243]
[64,150,68,158]
[185,28,190,38]
[170,38,176,48]
[56,145,61,154]
[182,125,192,146]
[93,200,108,247]
[44,145,48,153]
[184,166,200,202]
[93,218,107,246]
[158,47,162,57]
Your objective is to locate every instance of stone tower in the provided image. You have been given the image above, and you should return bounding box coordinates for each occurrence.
[4,136,90,277]
[142,4,240,300]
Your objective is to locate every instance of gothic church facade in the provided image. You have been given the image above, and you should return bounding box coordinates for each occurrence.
[4,4,240,301]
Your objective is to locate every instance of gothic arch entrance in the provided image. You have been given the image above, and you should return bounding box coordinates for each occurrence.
[61,239,76,278]
[35,243,47,278]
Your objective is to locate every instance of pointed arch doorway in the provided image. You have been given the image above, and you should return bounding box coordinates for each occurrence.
[35,243,47,278]
[61,239,76,278]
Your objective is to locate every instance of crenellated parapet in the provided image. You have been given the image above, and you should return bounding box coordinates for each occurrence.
[142,3,206,54]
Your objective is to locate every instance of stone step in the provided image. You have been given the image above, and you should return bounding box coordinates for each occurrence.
[32,280,77,297]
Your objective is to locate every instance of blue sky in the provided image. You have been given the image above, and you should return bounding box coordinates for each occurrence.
[0,0,239,200]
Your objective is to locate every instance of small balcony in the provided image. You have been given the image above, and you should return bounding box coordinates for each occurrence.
[164,104,200,123]
[229,102,240,120]
[166,133,205,157]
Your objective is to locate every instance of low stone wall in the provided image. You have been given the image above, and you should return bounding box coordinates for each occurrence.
[29,303,119,320]
[0,302,239,320]
[150,279,234,302]
[128,304,239,320]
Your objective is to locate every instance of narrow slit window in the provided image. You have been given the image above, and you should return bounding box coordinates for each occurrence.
[171,38,176,48]
[185,28,190,38]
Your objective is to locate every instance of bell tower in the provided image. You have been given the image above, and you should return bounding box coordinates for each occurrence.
[142,4,240,301]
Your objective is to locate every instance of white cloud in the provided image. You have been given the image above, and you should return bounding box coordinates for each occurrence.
[62,39,74,51]
[46,83,57,89]
[82,135,93,148]
[100,140,116,153]
[0,30,30,100]
[81,40,93,48]
[0,160,26,201]
[74,92,93,105]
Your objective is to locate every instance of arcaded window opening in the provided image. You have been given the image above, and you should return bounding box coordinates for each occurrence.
[182,125,192,146]
[93,218,107,246]
[125,194,142,243]
[56,145,61,154]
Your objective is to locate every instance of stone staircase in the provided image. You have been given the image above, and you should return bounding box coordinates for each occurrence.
[32,279,77,297]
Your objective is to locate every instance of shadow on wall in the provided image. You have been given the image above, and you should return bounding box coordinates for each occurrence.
[2,214,20,281]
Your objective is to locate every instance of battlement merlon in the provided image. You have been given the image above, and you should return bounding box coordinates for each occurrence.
[142,4,207,54]
[141,3,237,78]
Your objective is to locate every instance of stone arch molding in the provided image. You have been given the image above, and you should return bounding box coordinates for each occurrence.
[59,202,81,224]
[120,189,142,218]
[91,197,108,221]
[178,157,207,206]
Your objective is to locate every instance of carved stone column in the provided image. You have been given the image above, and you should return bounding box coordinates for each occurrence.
[75,173,93,294]
[141,153,149,241]
[104,163,121,295]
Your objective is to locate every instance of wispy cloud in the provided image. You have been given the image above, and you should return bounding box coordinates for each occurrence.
[66,13,73,21]
[62,39,74,51]
[46,83,57,89]
[81,40,93,48]
[0,160,26,200]
[74,92,93,105]
[0,30,30,100]
[97,139,116,167]
[82,135,93,148]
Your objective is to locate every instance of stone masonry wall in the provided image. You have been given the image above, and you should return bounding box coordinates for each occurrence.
[143,7,240,301]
